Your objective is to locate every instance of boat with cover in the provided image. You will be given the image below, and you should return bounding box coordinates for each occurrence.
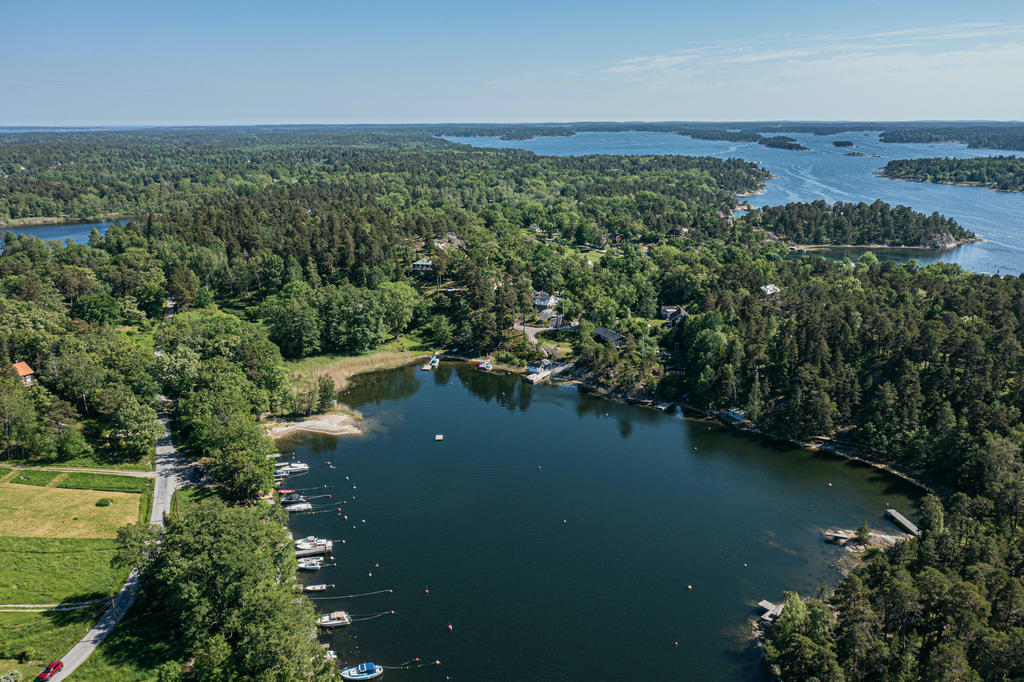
[316,610,352,628]
[340,662,384,680]
[297,558,324,570]
[278,461,309,475]
[281,493,306,503]
[284,502,312,512]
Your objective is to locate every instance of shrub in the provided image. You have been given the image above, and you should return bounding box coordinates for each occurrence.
[96,498,114,507]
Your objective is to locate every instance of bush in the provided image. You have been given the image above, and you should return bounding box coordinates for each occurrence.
[96,498,114,507]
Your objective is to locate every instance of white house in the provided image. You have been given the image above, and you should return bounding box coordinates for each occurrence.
[533,290,557,308]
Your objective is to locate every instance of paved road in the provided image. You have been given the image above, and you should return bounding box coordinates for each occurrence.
[51,400,192,682]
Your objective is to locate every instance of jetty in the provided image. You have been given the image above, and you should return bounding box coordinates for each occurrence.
[886,509,921,537]
[526,361,575,385]
[757,600,783,622]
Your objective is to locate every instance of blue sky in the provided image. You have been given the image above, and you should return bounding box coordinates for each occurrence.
[2,0,1022,125]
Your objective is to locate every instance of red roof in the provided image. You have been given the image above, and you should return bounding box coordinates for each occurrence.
[13,361,33,377]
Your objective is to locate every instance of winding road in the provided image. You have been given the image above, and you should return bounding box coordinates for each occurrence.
[51,399,192,681]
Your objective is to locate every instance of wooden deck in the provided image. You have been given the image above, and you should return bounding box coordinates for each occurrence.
[886,509,921,537]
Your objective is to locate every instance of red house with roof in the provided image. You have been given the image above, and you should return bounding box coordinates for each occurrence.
[13,362,34,386]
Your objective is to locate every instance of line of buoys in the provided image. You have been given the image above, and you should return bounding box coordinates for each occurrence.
[382,659,441,670]
[350,610,395,621]
[307,588,394,600]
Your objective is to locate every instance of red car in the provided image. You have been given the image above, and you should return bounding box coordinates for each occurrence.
[37,661,63,680]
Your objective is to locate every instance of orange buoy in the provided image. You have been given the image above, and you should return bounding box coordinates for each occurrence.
[688,584,693,590]
[447,623,453,631]
[424,588,429,594]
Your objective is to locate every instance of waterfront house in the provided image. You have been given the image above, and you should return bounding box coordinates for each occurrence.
[593,327,625,347]
[412,258,433,273]
[13,361,34,386]
[722,407,747,423]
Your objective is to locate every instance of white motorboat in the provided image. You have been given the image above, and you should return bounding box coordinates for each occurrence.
[316,610,352,628]
[340,662,384,680]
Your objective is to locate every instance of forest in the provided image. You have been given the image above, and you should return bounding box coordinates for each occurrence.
[1,127,1022,680]
[883,155,1024,193]
[742,199,975,246]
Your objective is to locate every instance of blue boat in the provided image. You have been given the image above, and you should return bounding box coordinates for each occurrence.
[340,662,383,680]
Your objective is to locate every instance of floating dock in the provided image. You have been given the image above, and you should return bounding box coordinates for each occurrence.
[886,509,921,537]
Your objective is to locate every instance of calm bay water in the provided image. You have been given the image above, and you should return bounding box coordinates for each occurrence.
[3,220,115,245]
[447,131,1024,276]
[281,363,923,681]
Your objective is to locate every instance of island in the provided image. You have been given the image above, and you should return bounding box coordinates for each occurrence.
[882,155,1024,192]
[742,198,976,247]
[757,135,810,151]
[832,140,855,147]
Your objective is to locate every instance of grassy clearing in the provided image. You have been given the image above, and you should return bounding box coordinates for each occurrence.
[70,601,182,682]
[57,473,150,494]
[2,454,154,473]
[0,537,127,603]
[170,486,225,517]
[286,335,431,392]
[8,469,61,487]
[0,467,11,480]
[0,483,140,539]
[0,610,98,679]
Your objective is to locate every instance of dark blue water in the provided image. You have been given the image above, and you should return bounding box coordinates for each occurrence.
[281,363,923,681]
[447,131,1024,276]
[3,220,115,245]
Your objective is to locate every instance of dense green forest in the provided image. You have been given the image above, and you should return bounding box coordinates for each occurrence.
[1,127,1022,680]
[743,200,975,246]
[883,156,1024,193]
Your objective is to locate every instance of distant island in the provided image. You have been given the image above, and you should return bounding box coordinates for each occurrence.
[758,135,809,151]
[882,155,1024,193]
[832,140,854,147]
[844,151,881,157]
[742,198,976,248]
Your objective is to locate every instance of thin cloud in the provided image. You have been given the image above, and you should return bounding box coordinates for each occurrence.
[604,22,1024,76]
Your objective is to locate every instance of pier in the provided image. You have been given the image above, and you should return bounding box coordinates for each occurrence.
[757,600,783,622]
[526,361,575,385]
[886,509,921,537]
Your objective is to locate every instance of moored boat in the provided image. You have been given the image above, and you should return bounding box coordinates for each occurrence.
[340,662,384,680]
[316,610,352,628]
[297,558,324,570]
[281,493,306,504]
[303,583,331,592]
[284,502,312,512]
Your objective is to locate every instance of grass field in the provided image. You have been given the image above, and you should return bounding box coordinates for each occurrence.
[57,473,151,494]
[8,469,61,487]
[0,610,98,679]
[0,483,140,538]
[0,536,127,603]
[0,467,11,479]
[286,335,431,392]
[69,601,181,682]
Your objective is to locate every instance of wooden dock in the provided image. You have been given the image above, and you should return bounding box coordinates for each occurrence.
[526,361,575,385]
[886,509,921,537]
[757,600,784,622]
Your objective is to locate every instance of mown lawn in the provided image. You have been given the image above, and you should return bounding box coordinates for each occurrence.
[0,536,127,603]
[58,473,151,494]
[7,469,61,487]
[0,483,140,539]
[0,609,98,680]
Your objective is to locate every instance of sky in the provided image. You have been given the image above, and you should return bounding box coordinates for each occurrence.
[2,0,1022,125]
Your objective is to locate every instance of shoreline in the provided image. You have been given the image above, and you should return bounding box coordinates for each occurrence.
[0,213,125,229]
[286,355,939,496]
[878,173,1024,194]
[797,237,981,251]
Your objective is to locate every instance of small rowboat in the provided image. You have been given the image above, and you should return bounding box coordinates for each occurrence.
[304,583,330,592]
[340,662,384,680]
[317,610,352,628]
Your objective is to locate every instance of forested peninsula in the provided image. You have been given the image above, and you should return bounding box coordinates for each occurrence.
[1,127,1023,681]
[883,156,1024,193]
